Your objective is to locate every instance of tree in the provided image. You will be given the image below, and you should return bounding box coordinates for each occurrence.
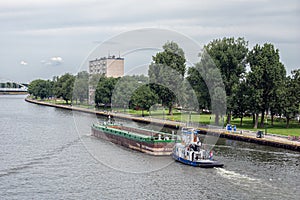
[282,69,300,128]
[247,43,286,128]
[187,67,211,111]
[28,80,40,98]
[53,73,75,104]
[89,74,103,90]
[45,80,54,98]
[187,51,226,125]
[205,37,248,124]
[28,79,53,99]
[232,78,250,126]
[111,75,148,109]
[148,41,186,115]
[130,85,158,116]
[95,76,119,107]
[269,85,285,126]
[73,71,89,103]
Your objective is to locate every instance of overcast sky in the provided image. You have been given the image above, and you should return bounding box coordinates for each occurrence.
[0,0,299,83]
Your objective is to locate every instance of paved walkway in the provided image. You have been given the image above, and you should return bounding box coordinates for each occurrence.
[128,112,300,147]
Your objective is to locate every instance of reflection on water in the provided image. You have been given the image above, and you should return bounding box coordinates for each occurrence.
[0,95,299,199]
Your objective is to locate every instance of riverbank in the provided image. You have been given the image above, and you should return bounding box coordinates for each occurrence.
[25,97,300,152]
[25,97,185,128]
[0,91,28,95]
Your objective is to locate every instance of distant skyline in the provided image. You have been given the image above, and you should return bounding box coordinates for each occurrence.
[0,0,299,83]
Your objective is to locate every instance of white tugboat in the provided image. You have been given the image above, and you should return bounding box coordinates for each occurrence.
[172,128,224,168]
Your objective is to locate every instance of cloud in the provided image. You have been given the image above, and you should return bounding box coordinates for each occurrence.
[41,56,63,66]
[0,0,298,83]
[50,56,63,65]
[20,60,28,65]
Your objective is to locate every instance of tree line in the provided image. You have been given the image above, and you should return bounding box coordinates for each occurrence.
[28,38,300,128]
[28,71,88,104]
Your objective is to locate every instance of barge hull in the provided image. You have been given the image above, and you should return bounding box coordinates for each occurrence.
[91,127,175,156]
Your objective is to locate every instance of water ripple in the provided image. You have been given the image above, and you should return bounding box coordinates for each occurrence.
[0,138,81,178]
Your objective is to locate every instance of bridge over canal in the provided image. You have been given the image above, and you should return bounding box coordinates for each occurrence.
[0,79,28,94]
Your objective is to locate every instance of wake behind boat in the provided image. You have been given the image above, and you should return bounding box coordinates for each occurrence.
[172,128,224,168]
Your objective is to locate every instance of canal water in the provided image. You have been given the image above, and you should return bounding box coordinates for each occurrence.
[0,95,299,199]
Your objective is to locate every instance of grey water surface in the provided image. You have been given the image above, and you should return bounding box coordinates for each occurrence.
[0,95,299,200]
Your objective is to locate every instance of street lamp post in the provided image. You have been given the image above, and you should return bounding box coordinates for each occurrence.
[265,113,268,135]
[189,111,192,127]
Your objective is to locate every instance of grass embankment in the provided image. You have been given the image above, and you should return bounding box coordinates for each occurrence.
[129,110,299,136]
[37,98,300,137]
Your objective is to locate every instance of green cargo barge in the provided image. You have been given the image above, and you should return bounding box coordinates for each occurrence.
[91,123,179,156]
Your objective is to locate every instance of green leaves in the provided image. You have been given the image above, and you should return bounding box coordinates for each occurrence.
[28,79,53,99]
[247,43,286,127]
[95,76,119,107]
[204,37,248,124]
[73,71,89,103]
[282,69,300,127]
[205,37,248,97]
[148,41,186,115]
[130,85,158,113]
[111,75,148,108]
[53,73,75,104]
